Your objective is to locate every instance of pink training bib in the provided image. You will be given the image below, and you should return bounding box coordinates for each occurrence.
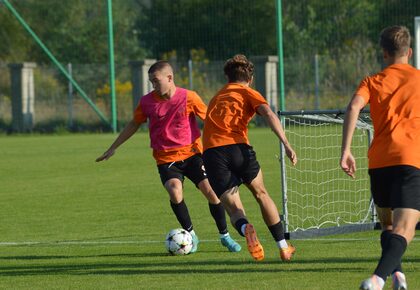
[140,88,201,150]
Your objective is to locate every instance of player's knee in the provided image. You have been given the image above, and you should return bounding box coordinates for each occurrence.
[253,188,269,202]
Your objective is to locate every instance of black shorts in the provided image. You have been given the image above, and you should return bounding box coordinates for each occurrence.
[202,143,260,197]
[157,154,207,187]
[369,165,420,210]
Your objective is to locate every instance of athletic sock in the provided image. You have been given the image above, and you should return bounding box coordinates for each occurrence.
[374,233,407,281]
[373,275,385,289]
[381,230,403,274]
[268,222,285,242]
[276,239,289,249]
[234,218,248,237]
[209,202,228,235]
[170,199,193,232]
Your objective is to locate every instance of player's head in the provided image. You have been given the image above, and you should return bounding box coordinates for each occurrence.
[224,54,254,84]
[379,25,411,58]
[148,61,175,96]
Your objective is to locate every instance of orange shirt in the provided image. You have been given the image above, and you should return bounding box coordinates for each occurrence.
[355,63,420,169]
[151,138,203,165]
[203,83,268,150]
[133,89,207,164]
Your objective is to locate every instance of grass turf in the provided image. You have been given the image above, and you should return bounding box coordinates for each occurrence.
[0,129,419,289]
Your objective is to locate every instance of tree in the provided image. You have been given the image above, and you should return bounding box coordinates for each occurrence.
[137,0,277,60]
[1,0,146,64]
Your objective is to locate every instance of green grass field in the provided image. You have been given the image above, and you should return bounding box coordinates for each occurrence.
[0,129,419,289]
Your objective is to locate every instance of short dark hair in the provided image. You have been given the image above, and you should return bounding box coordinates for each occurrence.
[224,54,254,83]
[148,60,173,74]
[380,25,411,57]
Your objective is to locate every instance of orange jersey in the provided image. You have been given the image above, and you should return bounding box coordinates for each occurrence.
[151,138,203,165]
[355,63,420,169]
[133,88,207,164]
[202,83,268,150]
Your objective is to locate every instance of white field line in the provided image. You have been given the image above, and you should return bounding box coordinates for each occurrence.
[0,237,417,246]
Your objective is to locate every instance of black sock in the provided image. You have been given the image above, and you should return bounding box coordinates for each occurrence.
[234,218,248,237]
[208,203,228,235]
[381,230,403,274]
[374,233,407,280]
[268,222,285,242]
[170,200,193,232]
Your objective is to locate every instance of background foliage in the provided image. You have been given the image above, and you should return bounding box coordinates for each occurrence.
[0,0,420,131]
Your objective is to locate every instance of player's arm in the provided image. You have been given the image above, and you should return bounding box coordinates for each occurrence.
[257,104,297,165]
[340,94,366,178]
[188,91,207,120]
[96,120,141,162]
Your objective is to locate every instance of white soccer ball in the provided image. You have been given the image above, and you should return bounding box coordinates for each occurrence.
[165,228,193,255]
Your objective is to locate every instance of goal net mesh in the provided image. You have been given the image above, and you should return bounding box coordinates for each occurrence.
[279,110,375,239]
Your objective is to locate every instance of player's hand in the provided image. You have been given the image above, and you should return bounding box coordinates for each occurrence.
[340,151,356,178]
[285,146,297,166]
[95,149,115,162]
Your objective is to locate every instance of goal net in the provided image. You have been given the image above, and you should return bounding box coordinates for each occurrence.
[278,110,376,239]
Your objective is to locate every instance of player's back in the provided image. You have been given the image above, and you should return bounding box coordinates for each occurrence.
[363,63,420,168]
[203,83,266,150]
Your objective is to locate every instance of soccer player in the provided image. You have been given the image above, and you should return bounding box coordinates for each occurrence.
[202,54,297,261]
[96,60,241,253]
[341,25,420,290]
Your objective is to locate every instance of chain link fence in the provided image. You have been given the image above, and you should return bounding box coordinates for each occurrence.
[0,0,419,132]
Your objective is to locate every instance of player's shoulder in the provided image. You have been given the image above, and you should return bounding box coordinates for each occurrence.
[185,88,203,100]
[141,91,155,101]
[244,85,264,99]
[358,70,385,86]
[138,91,155,107]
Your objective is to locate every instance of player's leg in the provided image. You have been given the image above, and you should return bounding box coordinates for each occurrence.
[376,206,403,273]
[218,186,264,261]
[158,162,199,252]
[361,167,395,289]
[389,166,420,290]
[372,206,406,290]
[197,179,241,252]
[245,169,295,261]
[202,146,248,235]
[367,208,419,290]
[362,165,420,289]
[185,154,241,252]
[203,145,262,260]
[238,144,294,261]
[164,178,189,225]
[391,208,419,290]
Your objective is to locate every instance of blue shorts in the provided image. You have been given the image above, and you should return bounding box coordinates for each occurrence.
[369,165,420,210]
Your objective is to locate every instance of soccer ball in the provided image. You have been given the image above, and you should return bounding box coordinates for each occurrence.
[165,228,193,255]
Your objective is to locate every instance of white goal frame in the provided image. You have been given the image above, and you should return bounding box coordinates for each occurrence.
[278,110,376,239]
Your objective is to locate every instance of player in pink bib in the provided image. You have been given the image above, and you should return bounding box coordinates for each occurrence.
[96,61,241,253]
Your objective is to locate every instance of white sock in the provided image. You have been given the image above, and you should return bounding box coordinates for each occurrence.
[189,229,196,236]
[276,239,288,249]
[373,275,385,288]
[241,224,247,236]
[393,271,405,278]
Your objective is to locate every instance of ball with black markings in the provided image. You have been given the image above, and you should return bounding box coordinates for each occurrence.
[165,228,193,255]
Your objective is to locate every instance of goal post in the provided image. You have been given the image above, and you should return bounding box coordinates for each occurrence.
[278,110,376,239]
